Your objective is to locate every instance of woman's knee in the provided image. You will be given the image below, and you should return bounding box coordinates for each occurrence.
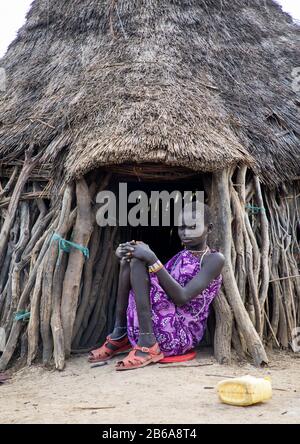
[129,257,146,269]
[120,257,130,269]
[130,258,150,283]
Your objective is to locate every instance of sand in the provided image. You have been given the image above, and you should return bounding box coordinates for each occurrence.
[0,348,299,424]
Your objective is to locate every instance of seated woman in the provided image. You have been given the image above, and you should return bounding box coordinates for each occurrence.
[88,202,225,370]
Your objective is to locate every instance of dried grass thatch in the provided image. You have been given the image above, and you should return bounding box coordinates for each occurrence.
[0,0,299,187]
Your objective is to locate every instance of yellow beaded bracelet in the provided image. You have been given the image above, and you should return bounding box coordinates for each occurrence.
[148,260,164,273]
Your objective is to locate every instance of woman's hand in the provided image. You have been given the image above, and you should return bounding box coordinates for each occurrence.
[115,241,136,260]
[122,241,157,265]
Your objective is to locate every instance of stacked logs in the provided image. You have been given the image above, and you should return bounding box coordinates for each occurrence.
[0,155,119,370]
[0,158,299,371]
[210,167,300,365]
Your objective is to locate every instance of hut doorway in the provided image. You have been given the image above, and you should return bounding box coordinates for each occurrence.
[111,171,210,261]
[71,166,217,355]
[92,169,215,348]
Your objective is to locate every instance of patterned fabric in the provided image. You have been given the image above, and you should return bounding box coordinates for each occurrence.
[126,248,223,356]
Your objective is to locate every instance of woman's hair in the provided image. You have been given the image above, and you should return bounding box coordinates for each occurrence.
[184,201,212,226]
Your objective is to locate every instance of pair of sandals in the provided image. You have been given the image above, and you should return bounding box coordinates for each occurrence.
[88,334,164,370]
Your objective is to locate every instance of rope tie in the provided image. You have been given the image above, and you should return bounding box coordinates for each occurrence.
[51,233,89,259]
[245,204,265,213]
[14,310,30,321]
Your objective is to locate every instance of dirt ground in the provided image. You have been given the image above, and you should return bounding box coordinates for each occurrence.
[0,347,300,424]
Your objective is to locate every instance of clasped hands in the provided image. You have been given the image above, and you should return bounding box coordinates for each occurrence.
[115,240,157,265]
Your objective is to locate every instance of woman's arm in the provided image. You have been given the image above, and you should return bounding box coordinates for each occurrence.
[153,252,224,306]
[124,242,225,306]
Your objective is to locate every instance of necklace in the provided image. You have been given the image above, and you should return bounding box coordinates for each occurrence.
[185,244,208,254]
[186,246,210,267]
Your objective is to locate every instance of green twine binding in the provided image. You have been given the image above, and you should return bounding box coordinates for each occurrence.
[14,310,30,321]
[245,204,265,214]
[51,233,89,259]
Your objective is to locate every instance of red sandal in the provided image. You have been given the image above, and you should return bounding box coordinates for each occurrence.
[88,335,132,363]
[115,342,164,371]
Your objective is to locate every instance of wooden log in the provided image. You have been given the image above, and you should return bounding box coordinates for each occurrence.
[71,172,111,346]
[71,226,101,347]
[1,281,12,335]
[27,263,44,365]
[0,215,19,295]
[245,211,261,295]
[231,323,247,358]
[50,191,75,370]
[265,193,282,343]
[231,186,262,333]
[27,214,60,364]
[0,191,50,209]
[80,227,117,346]
[11,202,30,313]
[1,203,30,338]
[86,250,116,346]
[211,169,268,367]
[22,209,55,258]
[73,227,112,347]
[40,184,73,365]
[212,290,233,364]
[51,251,68,370]
[61,179,93,358]
[0,166,18,200]
[254,177,270,310]
[30,184,47,237]
[235,166,248,303]
[230,185,246,302]
[0,222,53,371]
[0,150,40,269]
[106,258,121,335]
[278,296,289,348]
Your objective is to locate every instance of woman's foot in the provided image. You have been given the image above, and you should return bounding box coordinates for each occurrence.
[88,328,131,363]
[105,329,156,358]
[115,342,164,371]
[107,328,156,358]
[106,326,128,350]
[135,333,157,358]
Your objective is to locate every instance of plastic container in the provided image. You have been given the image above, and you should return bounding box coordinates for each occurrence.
[217,375,272,406]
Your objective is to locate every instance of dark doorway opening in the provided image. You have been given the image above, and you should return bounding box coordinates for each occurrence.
[109,172,215,348]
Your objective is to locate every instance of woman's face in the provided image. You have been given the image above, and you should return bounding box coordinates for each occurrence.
[177,208,210,247]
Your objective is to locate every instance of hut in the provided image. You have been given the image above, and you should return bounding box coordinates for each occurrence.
[0,0,299,371]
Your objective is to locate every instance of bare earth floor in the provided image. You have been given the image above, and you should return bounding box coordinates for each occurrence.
[0,348,300,424]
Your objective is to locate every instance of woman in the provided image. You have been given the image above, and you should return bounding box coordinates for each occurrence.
[88,203,225,370]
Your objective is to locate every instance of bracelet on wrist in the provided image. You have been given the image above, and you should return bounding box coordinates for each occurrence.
[148,259,164,273]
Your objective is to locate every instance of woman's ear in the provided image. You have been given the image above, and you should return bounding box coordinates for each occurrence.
[208,222,213,233]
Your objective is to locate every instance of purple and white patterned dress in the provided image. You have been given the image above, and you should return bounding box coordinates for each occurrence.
[126,248,223,356]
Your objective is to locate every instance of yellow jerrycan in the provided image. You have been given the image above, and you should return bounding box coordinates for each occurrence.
[217,375,272,406]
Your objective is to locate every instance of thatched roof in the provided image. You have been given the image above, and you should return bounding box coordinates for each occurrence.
[0,0,299,186]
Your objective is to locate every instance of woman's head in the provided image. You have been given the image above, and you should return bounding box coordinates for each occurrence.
[177,201,213,248]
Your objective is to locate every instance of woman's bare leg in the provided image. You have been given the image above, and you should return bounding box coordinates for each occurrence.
[129,258,157,356]
[106,258,131,349]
